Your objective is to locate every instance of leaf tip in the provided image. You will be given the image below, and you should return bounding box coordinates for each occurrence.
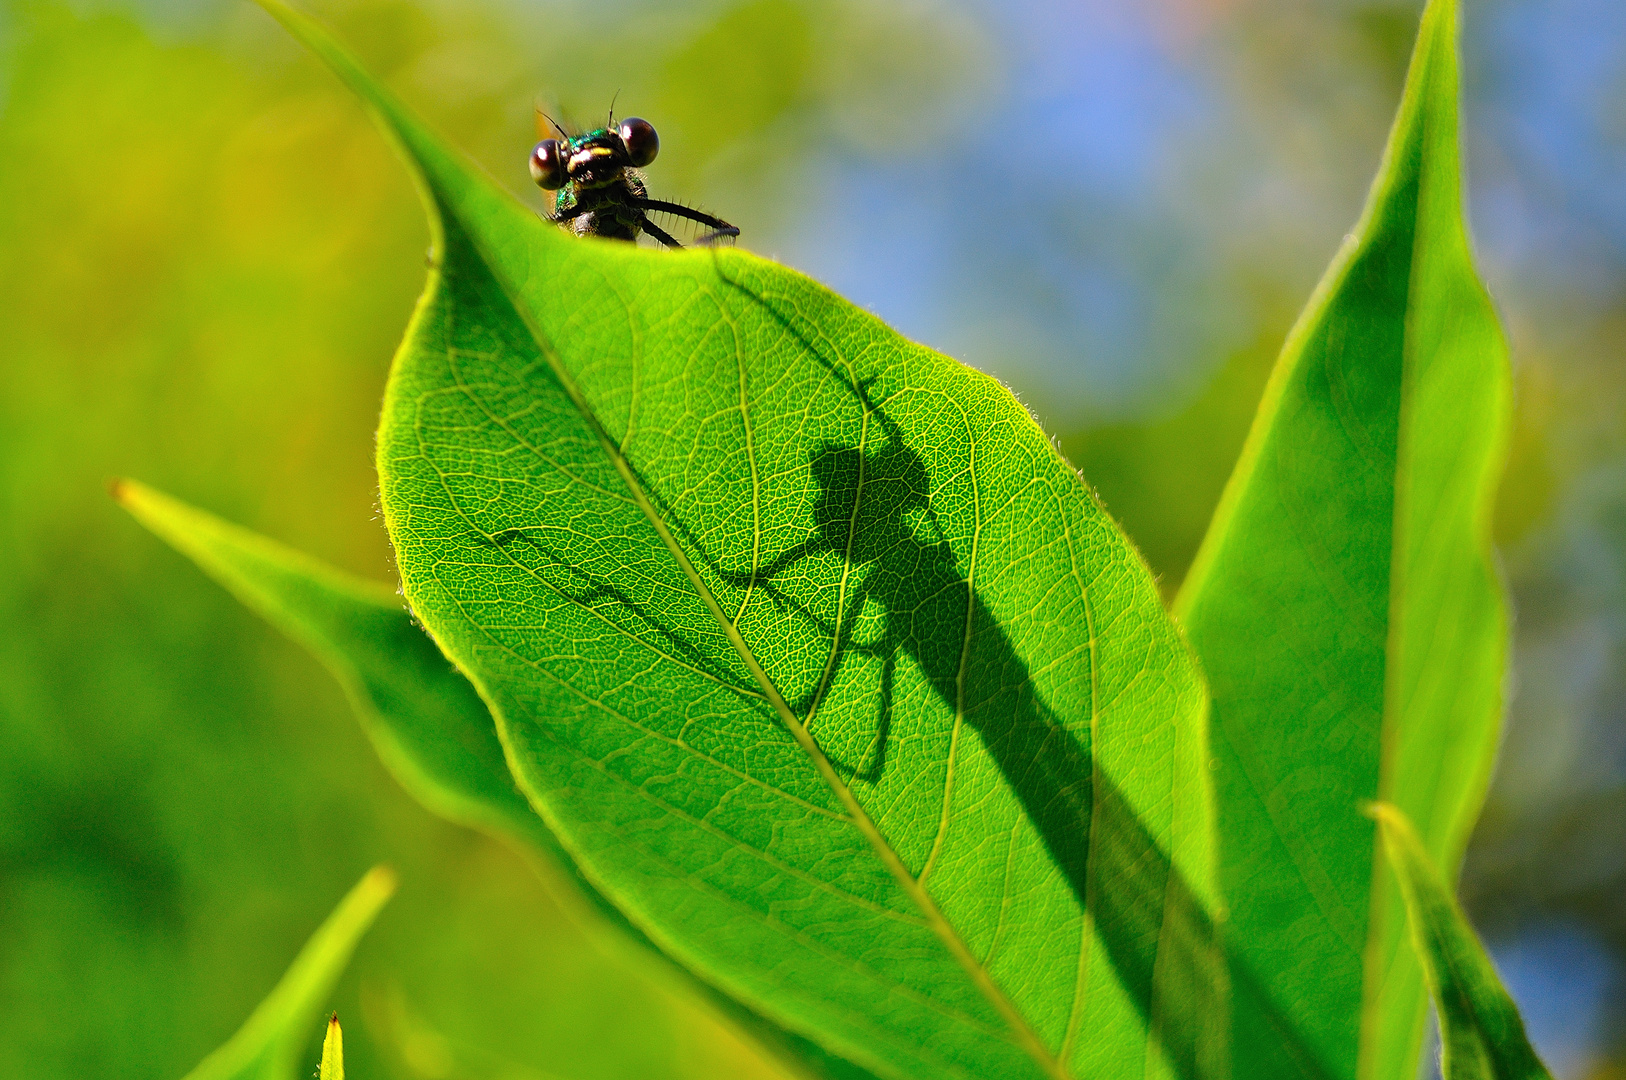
[1362,800,1415,841]
[319,1009,344,1080]
[1359,799,1392,822]
[364,863,399,899]
[110,479,173,531]
[109,477,169,519]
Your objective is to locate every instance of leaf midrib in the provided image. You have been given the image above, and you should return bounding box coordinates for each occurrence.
[461,226,1071,1076]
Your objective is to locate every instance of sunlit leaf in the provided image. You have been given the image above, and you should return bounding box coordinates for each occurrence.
[178,866,394,1080]
[249,1,1232,1078]
[1368,804,1552,1080]
[1174,0,1511,1076]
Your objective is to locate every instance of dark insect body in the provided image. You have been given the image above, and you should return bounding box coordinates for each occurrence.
[529,116,739,249]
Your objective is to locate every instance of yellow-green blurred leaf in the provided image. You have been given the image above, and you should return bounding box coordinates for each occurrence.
[113,479,554,859]
[180,867,394,1080]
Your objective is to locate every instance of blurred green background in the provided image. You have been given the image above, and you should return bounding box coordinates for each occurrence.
[2,0,1622,1076]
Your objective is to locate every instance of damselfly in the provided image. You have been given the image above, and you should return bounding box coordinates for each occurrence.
[529,111,739,249]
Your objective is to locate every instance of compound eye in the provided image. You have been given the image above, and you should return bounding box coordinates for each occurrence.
[529,139,565,189]
[617,117,659,167]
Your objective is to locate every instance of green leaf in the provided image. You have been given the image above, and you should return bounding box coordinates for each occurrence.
[319,1015,344,1080]
[114,478,885,1080]
[1174,0,1511,1077]
[1367,804,1553,1080]
[112,478,556,860]
[179,866,394,1080]
[251,2,1231,1078]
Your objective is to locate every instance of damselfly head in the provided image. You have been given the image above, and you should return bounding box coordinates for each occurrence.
[529,110,734,249]
[530,117,660,193]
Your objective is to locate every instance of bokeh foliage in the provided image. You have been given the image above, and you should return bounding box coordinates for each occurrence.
[4,0,1625,1076]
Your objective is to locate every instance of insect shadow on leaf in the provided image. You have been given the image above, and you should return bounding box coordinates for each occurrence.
[714,407,1270,1080]
[465,263,1333,1080]
[696,266,1337,1080]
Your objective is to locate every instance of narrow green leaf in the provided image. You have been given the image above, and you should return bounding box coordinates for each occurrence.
[179,866,394,1080]
[250,2,1231,1078]
[319,1015,344,1080]
[113,478,555,859]
[1367,804,1553,1080]
[114,479,886,1080]
[1174,0,1511,1077]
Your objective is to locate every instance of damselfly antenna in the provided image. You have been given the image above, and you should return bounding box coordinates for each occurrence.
[533,103,569,142]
